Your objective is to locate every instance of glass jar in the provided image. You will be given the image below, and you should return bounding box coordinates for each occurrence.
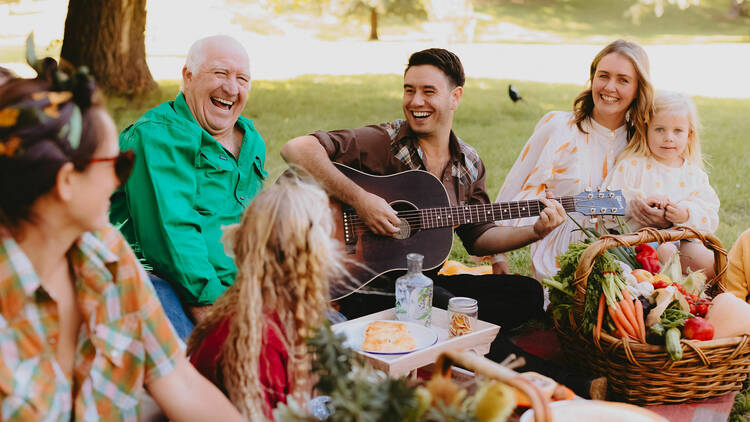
[394,253,433,327]
[448,297,478,337]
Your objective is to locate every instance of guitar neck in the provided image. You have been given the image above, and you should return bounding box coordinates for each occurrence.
[416,197,576,230]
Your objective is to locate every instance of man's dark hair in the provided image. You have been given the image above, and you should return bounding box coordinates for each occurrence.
[406,48,465,88]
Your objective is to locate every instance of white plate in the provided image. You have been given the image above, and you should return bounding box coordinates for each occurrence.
[333,320,438,355]
[519,400,668,422]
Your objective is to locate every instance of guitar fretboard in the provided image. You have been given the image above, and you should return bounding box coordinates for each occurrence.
[416,198,577,230]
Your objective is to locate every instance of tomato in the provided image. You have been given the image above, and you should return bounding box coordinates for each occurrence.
[697,303,709,316]
[689,303,697,314]
[653,280,669,289]
[683,317,714,341]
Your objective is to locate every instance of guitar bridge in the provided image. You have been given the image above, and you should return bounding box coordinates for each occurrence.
[342,209,357,254]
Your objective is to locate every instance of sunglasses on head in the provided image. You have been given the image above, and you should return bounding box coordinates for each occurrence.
[86,150,135,184]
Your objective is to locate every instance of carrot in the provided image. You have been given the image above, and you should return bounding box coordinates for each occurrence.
[608,303,636,339]
[608,305,628,338]
[621,289,637,313]
[620,289,640,338]
[615,301,638,337]
[595,293,605,341]
[634,297,647,343]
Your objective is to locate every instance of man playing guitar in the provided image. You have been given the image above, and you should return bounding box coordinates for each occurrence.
[280,48,566,330]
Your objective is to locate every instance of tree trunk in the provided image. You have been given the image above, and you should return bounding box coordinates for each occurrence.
[61,0,156,96]
[728,0,746,19]
[368,6,379,41]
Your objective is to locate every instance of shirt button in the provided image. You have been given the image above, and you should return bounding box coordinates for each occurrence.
[219,156,228,160]
[239,196,245,200]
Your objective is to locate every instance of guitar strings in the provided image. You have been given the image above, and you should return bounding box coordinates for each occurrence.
[343,197,579,220]
[343,198,579,226]
[341,197,602,230]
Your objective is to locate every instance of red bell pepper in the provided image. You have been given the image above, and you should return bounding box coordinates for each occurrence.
[635,244,661,274]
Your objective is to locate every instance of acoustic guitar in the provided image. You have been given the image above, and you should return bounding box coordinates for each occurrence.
[329,163,625,299]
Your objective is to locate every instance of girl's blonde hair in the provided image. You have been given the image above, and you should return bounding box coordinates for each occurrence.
[618,91,703,168]
[573,39,654,145]
[187,172,344,419]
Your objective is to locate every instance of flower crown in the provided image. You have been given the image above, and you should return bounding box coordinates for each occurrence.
[0,33,97,158]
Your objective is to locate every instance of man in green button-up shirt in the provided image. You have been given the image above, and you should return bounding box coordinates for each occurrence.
[110,36,267,338]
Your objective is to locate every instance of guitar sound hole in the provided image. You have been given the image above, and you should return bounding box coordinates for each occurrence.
[391,200,419,240]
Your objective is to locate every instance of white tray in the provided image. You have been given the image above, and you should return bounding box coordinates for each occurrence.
[332,307,500,377]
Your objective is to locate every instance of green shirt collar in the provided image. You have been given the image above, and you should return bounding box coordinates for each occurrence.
[173,91,197,125]
[173,92,266,165]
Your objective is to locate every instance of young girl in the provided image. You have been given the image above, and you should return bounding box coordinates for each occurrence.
[187,174,345,420]
[605,91,719,275]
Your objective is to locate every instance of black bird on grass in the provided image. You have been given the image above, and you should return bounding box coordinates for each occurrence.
[508,84,523,103]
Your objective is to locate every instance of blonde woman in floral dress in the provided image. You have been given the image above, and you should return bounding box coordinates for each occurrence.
[492,40,655,281]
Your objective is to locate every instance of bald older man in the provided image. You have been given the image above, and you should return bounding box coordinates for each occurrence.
[111,36,267,339]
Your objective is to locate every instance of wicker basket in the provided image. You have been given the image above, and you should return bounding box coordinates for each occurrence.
[555,226,750,405]
[436,350,552,422]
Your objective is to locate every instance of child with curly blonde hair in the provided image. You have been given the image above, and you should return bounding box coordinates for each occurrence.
[605,91,719,275]
[187,174,345,420]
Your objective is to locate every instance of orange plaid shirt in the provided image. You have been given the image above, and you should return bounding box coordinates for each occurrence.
[0,225,181,421]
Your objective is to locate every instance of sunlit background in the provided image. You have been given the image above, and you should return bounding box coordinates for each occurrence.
[2,0,749,97]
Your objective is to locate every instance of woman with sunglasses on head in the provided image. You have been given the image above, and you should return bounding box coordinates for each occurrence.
[0,61,244,421]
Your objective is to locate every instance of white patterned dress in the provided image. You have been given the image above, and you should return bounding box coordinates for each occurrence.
[603,156,719,233]
[493,111,628,281]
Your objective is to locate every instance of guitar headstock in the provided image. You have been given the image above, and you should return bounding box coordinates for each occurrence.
[571,189,626,216]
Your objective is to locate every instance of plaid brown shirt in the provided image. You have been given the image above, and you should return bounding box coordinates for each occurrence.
[313,119,495,252]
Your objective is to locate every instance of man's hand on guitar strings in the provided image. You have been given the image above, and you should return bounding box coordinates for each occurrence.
[532,197,566,239]
[354,191,401,236]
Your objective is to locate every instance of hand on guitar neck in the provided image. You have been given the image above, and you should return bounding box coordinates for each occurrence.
[531,197,567,239]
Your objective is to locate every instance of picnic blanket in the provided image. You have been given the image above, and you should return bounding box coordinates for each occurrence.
[646,392,737,422]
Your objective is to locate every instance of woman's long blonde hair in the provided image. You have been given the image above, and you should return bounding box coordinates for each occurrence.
[617,90,704,169]
[573,39,654,145]
[187,172,344,419]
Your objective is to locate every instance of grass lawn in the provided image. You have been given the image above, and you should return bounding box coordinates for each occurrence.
[472,0,750,43]
[109,74,750,254]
